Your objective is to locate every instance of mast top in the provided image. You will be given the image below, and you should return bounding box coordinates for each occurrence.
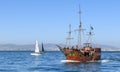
[78,4,82,28]
[68,24,72,35]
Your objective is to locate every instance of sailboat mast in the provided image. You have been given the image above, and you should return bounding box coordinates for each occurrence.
[88,25,94,46]
[66,24,73,47]
[79,6,82,48]
[75,5,85,48]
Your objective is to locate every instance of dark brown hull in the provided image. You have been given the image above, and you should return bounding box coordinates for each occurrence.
[62,47,101,62]
[66,54,100,62]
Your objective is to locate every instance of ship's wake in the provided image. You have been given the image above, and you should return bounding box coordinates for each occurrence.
[61,59,111,63]
[61,60,80,63]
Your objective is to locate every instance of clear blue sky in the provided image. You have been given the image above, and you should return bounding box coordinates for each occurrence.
[0,0,120,47]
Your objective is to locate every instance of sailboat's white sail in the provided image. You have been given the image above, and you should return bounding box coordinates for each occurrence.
[31,40,41,56]
[35,40,40,53]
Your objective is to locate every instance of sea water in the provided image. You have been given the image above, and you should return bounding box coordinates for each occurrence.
[0,51,119,72]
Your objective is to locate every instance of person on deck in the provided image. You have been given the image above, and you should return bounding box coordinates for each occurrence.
[84,47,90,56]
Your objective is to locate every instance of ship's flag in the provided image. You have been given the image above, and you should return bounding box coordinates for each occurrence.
[91,26,93,30]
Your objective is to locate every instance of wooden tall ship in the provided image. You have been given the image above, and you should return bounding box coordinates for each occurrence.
[57,7,101,62]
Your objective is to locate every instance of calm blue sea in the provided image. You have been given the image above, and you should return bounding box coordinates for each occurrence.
[0,51,119,72]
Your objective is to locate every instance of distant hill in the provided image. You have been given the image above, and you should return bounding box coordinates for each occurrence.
[0,44,33,51]
[0,43,119,51]
[0,43,59,51]
[99,44,120,51]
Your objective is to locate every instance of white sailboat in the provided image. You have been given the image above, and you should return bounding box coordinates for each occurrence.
[31,40,42,56]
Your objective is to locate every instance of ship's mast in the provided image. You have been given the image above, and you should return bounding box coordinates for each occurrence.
[87,25,94,46]
[75,5,85,48]
[66,24,73,47]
